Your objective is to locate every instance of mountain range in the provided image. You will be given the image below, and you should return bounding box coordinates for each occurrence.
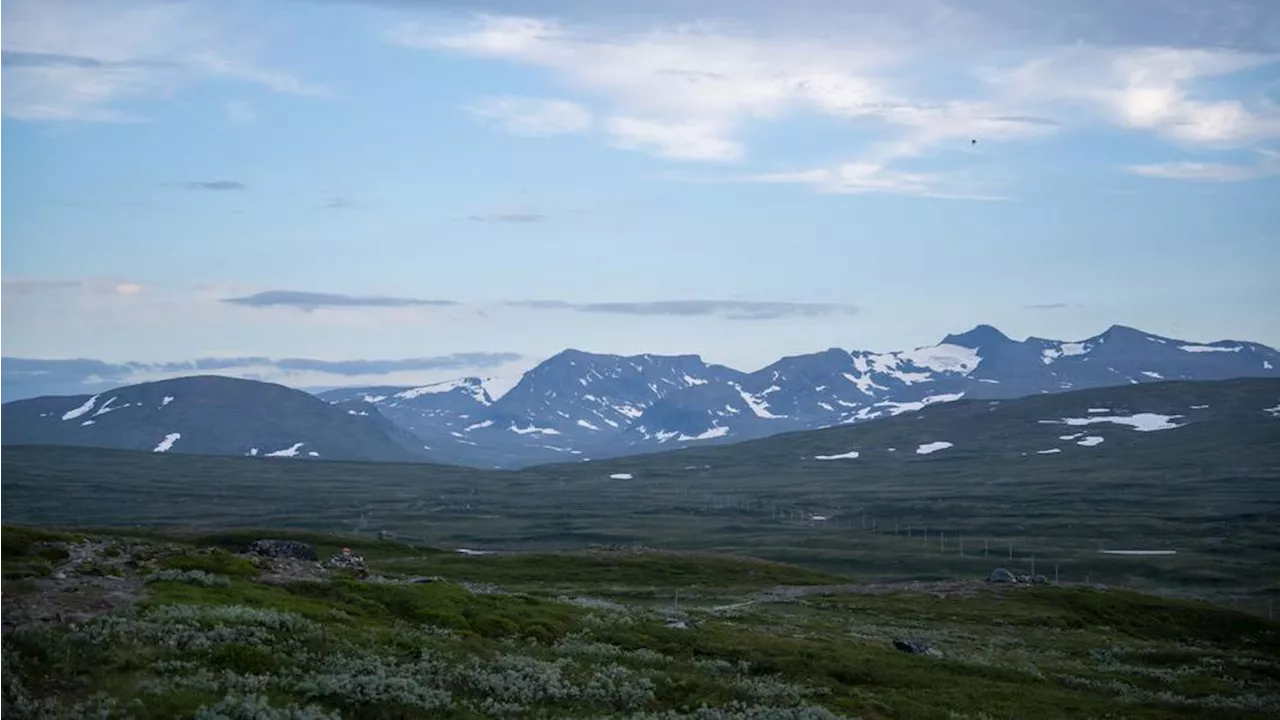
[5,324,1275,468]
[316,324,1279,467]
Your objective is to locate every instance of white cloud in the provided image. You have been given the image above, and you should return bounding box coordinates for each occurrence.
[464,95,592,135]
[1,0,329,122]
[606,116,743,161]
[389,12,1279,194]
[995,46,1280,147]
[1125,149,1280,181]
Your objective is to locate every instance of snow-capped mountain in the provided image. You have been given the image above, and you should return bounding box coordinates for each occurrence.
[1,376,431,463]
[318,324,1280,468]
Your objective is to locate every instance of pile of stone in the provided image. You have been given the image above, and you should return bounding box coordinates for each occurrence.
[246,540,318,561]
[986,567,1049,584]
[323,547,367,571]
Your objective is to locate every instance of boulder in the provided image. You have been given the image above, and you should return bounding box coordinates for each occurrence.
[987,567,1017,583]
[893,639,943,658]
[245,540,317,561]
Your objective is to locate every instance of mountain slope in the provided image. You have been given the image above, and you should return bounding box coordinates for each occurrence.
[565,377,1280,477]
[323,325,1280,468]
[1,375,430,462]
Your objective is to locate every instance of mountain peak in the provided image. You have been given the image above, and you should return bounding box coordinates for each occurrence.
[941,324,1013,350]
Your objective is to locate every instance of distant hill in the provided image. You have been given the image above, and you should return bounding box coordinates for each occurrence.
[0,375,431,463]
[568,377,1280,477]
[320,324,1280,468]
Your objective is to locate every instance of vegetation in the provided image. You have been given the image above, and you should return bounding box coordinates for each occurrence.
[3,526,1277,718]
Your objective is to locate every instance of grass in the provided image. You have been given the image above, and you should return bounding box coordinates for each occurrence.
[4,526,1279,719]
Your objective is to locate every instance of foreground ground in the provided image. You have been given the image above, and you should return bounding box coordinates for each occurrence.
[3,526,1278,719]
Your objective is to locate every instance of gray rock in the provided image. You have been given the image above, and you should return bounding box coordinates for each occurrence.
[987,567,1017,583]
[893,638,943,658]
[323,552,366,570]
[246,539,318,561]
[1031,574,1049,584]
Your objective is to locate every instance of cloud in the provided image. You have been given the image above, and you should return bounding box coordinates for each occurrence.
[388,9,1280,195]
[2,352,523,401]
[3,276,147,297]
[1124,150,1280,181]
[468,211,545,222]
[322,196,356,210]
[221,290,460,311]
[993,46,1280,148]
[464,95,593,135]
[1,0,329,122]
[171,180,247,191]
[1023,302,1072,310]
[506,299,859,320]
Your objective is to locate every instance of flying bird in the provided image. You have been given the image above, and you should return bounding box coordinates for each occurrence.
[971,139,978,146]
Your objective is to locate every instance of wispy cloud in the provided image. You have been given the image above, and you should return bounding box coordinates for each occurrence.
[389,10,1279,195]
[222,290,459,311]
[1124,150,1280,182]
[322,196,357,210]
[170,180,247,191]
[1,0,330,122]
[468,211,545,222]
[507,299,859,320]
[3,276,146,297]
[1023,302,1072,311]
[464,95,593,136]
[2,352,523,401]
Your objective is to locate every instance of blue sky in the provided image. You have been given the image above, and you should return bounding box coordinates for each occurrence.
[3,0,1279,396]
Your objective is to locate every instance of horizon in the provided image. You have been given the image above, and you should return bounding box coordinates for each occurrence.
[4,0,1278,399]
[4,320,1276,402]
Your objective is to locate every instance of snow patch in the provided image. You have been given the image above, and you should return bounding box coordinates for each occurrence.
[814,449,860,460]
[734,385,785,419]
[153,433,181,452]
[362,394,388,403]
[161,396,174,407]
[80,420,95,426]
[1087,408,1109,414]
[308,451,320,457]
[681,374,708,386]
[1055,413,1185,432]
[1042,342,1089,364]
[92,397,120,417]
[1077,436,1105,447]
[609,473,634,480]
[456,548,491,556]
[872,392,965,416]
[265,442,306,457]
[1264,403,1280,418]
[1141,371,1163,379]
[1190,405,1209,410]
[1036,448,1061,454]
[62,395,100,421]
[897,343,981,374]
[1059,433,1084,440]
[510,423,561,435]
[464,419,494,432]
[576,419,601,431]
[1178,344,1242,353]
[915,441,953,455]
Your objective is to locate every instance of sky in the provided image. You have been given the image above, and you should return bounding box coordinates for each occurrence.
[3,0,1279,398]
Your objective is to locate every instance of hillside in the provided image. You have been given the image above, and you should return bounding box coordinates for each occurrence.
[3,526,1278,718]
[0,375,431,463]
[320,324,1280,468]
[5,379,1278,601]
